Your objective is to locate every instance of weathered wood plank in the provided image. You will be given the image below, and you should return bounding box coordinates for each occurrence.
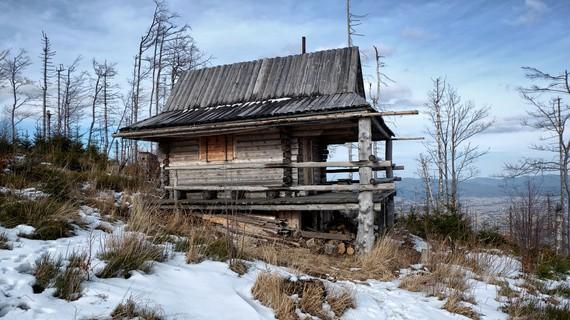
[164,183,395,192]
[299,230,353,241]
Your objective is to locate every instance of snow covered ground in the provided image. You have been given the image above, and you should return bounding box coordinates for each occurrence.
[0,204,518,319]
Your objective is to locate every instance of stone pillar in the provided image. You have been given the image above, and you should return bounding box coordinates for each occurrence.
[355,117,375,254]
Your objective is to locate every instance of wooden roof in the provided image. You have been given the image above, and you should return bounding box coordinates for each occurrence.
[118,47,383,137]
[124,93,369,131]
[164,46,366,111]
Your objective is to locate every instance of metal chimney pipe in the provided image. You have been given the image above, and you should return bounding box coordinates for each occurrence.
[301,36,306,54]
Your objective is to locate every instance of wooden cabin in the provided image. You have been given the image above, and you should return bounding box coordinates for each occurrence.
[116,46,407,253]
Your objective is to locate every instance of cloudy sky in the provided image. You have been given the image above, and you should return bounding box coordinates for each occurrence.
[0,0,569,177]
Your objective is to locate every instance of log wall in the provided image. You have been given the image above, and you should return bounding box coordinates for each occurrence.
[165,129,287,186]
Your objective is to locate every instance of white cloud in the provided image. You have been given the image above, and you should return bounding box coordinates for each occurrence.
[509,0,548,26]
[400,27,434,41]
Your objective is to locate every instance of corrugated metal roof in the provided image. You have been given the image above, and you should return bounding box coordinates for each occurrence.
[164,46,366,111]
[123,93,369,131]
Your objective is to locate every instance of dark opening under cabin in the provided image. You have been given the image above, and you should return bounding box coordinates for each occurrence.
[116,46,410,253]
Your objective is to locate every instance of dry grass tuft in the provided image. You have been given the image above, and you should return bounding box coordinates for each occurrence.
[0,231,11,250]
[95,222,114,233]
[327,286,355,317]
[299,280,327,318]
[111,296,164,320]
[442,292,480,319]
[496,280,520,299]
[251,272,298,320]
[53,265,84,301]
[97,232,167,278]
[359,235,401,280]
[0,197,78,240]
[251,272,355,320]
[399,242,476,317]
[33,253,62,293]
[229,259,249,276]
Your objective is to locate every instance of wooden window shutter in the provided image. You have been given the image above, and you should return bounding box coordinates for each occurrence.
[199,135,235,161]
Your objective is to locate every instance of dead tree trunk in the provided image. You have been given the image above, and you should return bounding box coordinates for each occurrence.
[356,117,374,254]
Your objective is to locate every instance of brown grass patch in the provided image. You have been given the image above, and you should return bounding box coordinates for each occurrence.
[397,241,483,318]
[251,272,298,320]
[111,296,164,320]
[298,280,327,318]
[97,233,167,278]
[251,272,355,320]
[327,286,355,317]
[359,235,401,280]
[442,292,480,319]
[244,233,416,281]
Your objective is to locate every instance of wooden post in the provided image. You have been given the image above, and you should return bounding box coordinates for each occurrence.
[356,117,375,254]
[384,138,395,227]
[385,138,393,178]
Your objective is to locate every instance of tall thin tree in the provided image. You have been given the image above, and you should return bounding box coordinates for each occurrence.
[40,31,55,139]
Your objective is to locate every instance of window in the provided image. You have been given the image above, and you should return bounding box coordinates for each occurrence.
[199,135,235,161]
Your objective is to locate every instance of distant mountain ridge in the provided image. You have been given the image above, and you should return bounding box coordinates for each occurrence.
[396,175,560,200]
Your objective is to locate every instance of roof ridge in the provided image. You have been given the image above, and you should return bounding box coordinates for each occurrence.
[186,46,360,74]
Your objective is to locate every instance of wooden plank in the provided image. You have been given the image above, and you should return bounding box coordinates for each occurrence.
[299,230,353,241]
[164,183,395,192]
[385,139,393,178]
[165,160,392,170]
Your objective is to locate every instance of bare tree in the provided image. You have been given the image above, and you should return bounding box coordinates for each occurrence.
[88,60,103,148]
[2,49,37,142]
[99,61,118,154]
[505,67,570,254]
[0,49,9,80]
[61,57,89,138]
[424,78,492,210]
[55,64,65,135]
[368,45,393,110]
[417,153,435,214]
[345,0,364,47]
[165,33,209,89]
[505,179,556,270]
[40,31,55,139]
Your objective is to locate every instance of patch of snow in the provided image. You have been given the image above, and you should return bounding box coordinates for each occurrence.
[0,206,512,320]
[468,252,522,278]
[410,234,429,253]
[14,225,35,236]
[0,187,48,200]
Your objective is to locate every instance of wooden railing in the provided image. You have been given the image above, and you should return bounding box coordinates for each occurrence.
[163,160,401,193]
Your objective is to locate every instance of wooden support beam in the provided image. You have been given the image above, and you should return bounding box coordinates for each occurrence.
[299,230,353,241]
[165,160,392,171]
[367,110,419,117]
[370,177,401,185]
[164,183,395,192]
[325,165,404,173]
[385,139,394,178]
[392,136,425,141]
[356,117,375,254]
[160,203,383,211]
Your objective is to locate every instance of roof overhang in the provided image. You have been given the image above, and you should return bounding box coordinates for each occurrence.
[114,109,395,141]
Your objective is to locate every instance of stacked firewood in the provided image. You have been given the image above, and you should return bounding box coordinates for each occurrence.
[197,214,356,255]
